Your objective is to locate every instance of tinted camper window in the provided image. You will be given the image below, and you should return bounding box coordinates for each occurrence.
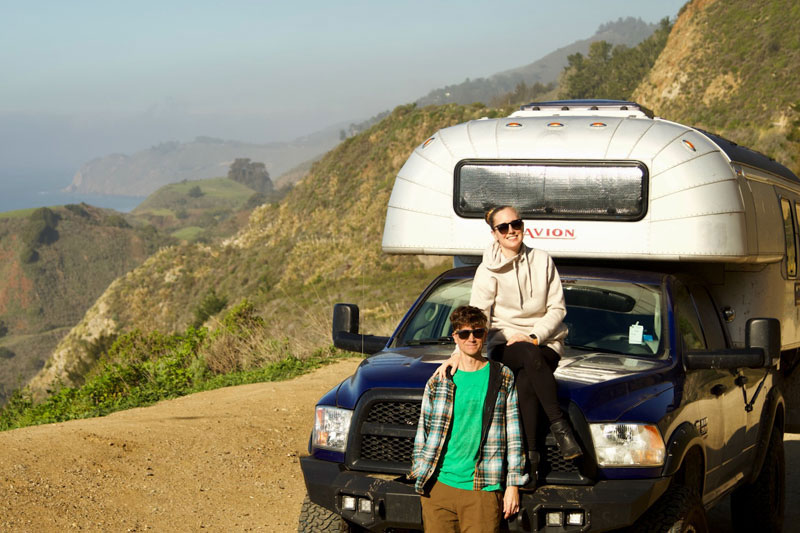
[454,160,647,221]
[781,198,797,278]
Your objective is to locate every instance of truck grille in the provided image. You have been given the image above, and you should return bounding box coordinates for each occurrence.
[347,389,589,483]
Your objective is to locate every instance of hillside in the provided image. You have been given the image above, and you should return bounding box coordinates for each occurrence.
[29,103,503,395]
[0,205,171,403]
[416,17,658,107]
[131,177,267,243]
[633,0,800,174]
[66,130,340,197]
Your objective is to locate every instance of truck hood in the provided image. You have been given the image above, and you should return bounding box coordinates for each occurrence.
[332,347,452,409]
[329,349,677,423]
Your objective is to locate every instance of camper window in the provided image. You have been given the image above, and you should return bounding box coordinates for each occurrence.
[781,198,797,278]
[454,160,647,221]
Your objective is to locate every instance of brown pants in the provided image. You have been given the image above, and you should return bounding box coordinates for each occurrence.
[420,481,502,533]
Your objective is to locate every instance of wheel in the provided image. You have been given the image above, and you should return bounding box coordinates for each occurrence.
[730,424,785,533]
[297,494,344,533]
[630,485,708,533]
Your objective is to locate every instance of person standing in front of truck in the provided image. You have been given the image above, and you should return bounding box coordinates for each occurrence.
[436,206,581,487]
[411,305,527,533]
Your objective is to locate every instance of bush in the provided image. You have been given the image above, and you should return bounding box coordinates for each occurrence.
[0,347,15,359]
[192,289,228,328]
[0,320,7,337]
[188,185,204,198]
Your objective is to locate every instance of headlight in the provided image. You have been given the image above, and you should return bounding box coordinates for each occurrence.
[313,406,353,452]
[589,423,665,467]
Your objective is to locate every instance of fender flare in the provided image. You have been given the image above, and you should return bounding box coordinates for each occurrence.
[661,421,706,479]
[745,385,784,484]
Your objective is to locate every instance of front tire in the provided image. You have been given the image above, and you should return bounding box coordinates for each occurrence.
[730,424,785,533]
[298,494,343,533]
[630,485,708,533]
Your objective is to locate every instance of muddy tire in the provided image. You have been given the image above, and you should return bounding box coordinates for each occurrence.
[297,494,343,533]
[730,424,785,533]
[630,485,708,533]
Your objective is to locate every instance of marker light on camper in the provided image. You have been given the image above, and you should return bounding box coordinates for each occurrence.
[454,160,647,221]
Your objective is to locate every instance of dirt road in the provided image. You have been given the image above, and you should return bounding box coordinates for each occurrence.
[0,358,797,532]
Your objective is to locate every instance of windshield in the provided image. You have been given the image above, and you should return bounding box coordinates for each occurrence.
[395,275,664,357]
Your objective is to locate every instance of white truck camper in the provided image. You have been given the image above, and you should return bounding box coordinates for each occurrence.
[383,100,800,394]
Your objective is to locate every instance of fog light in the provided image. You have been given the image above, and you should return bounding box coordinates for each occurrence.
[566,511,584,526]
[342,495,356,511]
[546,511,563,526]
[358,498,373,513]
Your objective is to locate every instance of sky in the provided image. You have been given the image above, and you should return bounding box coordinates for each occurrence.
[0,0,686,181]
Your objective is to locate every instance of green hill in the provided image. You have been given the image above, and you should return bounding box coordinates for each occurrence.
[634,0,800,174]
[28,103,506,396]
[132,177,267,243]
[0,204,171,402]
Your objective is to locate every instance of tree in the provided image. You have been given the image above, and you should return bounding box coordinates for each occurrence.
[188,185,204,198]
[227,158,274,194]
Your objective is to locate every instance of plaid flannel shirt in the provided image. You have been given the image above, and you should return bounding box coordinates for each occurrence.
[410,360,528,494]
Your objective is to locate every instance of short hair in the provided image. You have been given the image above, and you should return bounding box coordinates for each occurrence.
[484,205,520,228]
[450,305,488,331]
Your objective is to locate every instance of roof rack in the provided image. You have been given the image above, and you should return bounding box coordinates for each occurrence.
[514,99,654,119]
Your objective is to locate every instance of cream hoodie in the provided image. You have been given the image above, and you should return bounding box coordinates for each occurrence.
[470,241,568,355]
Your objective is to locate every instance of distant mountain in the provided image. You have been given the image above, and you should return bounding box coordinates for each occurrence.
[66,128,342,197]
[415,17,659,107]
[0,204,171,403]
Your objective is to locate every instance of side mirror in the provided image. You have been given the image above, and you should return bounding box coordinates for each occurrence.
[745,318,780,367]
[331,303,390,355]
[685,317,780,370]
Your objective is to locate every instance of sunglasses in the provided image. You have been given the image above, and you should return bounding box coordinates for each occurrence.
[454,328,487,340]
[493,219,524,234]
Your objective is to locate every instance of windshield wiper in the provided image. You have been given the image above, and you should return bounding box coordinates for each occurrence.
[568,344,627,355]
[405,337,454,346]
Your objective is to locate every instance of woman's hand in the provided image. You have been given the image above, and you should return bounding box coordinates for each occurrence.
[433,354,460,379]
[503,485,520,518]
[506,333,537,345]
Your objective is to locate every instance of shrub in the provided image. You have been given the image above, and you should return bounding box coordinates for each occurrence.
[188,185,204,198]
[192,289,228,328]
[0,347,14,359]
[0,320,7,337]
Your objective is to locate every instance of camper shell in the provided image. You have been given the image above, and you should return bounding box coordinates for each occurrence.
[299,101,793,532]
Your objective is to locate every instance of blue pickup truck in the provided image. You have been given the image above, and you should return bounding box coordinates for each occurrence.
[298,264,784,532]
[298,101,793,532]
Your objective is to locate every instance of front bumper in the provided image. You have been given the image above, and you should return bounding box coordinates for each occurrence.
[300,456,671,532]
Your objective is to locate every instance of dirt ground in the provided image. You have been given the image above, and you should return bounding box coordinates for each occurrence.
[0,358,797,532]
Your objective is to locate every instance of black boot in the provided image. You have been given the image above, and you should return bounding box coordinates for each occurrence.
[521,450,539,491]
[550,419,582,460]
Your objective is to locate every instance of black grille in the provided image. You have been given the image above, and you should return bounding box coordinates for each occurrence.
[542,444,580,474]
[348,389,590,483]
[361,434,415,463]
[365,401,419,426]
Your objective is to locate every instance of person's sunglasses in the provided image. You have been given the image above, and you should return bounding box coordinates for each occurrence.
[454,328,486,340]
[493,219,524,234]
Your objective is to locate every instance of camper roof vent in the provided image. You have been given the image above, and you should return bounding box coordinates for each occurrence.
[513,100,653,119]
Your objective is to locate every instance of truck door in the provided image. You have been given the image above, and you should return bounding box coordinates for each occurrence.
[687,285,749,482]
[674,282,744,498]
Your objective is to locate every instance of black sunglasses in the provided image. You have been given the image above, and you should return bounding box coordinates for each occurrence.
[454,328,487,340]
[493,219,523,234]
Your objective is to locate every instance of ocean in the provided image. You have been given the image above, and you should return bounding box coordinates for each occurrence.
[0,172,146,214]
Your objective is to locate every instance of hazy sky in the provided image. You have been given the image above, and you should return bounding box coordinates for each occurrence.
[1,0,686,175]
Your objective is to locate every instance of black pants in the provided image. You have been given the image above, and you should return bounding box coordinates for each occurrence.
[492,342,562,451]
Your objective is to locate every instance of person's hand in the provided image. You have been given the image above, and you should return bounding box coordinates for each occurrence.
[506,333,536,345]
[503,486,520,518]
[433,354,460,379]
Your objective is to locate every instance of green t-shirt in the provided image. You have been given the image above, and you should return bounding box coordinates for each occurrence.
[437,362,500,491]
